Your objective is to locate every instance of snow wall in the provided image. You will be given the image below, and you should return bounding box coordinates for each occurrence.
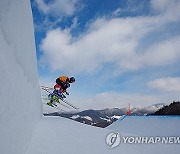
[108,116,180,136]
[0,0,42,154]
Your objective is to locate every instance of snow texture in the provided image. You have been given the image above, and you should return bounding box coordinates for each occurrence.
[71,115,80,119]
[108,115,180,136]
[0,0,42,154]
[0,0,180,154]
[26,116,180,154]
[82,116,93,121]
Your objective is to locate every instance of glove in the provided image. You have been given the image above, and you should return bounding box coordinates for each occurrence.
[55,87,60,91]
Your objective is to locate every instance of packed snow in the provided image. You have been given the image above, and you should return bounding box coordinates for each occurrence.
[82,116,93,121]
[100,116,111,122]
[108,115,180,136]
[0,0,41,154]
[71,115,80,119]
[0,0,180,154]
[112,115,122,119]
[26,116,180,154]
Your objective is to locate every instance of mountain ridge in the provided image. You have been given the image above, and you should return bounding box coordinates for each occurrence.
[44,103,166,128]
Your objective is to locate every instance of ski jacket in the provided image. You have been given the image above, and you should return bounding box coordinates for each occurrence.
[54,84,65,92]
[55,76,70,91]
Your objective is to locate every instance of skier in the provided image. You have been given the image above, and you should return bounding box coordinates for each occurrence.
[47,76,75,106]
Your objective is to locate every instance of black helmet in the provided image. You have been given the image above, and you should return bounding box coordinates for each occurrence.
[69,77,75,83]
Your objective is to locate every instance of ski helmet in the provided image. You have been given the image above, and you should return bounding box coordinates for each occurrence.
[69,77,75,83]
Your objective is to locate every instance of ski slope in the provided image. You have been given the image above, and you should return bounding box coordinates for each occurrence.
[0,0,180,154]
[26,116,180,154]
[0,0,42,154]
[108,115,180,136]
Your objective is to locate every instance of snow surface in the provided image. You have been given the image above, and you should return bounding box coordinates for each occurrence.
[100,116,111,122]
[112,115,122,119]
[82,116,93,121]
[71,115,80,119]
[26,116,180,154]
[0,0,42,154]
[0,0,180,154]
[108,116,180,136]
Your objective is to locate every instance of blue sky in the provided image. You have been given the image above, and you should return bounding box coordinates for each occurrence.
[31,0,180,109]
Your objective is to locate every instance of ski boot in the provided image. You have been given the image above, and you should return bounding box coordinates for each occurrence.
[47,102,54,107]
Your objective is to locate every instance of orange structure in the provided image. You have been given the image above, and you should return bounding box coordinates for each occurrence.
[126,103,131,115]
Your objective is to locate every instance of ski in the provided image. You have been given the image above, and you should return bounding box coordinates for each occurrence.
[53,105,66,112]
[59,97,79,110]
[41,86,53,90]
[41,87,52,94]
[43,102,66,112]
[42,94,71,109]
[55,100,71,109]
[41,86,79,110]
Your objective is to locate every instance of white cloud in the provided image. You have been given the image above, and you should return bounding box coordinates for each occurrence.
[148,77,180,93]
[40,20,180,74]
[34,16,62,32]
[39,0,180,75]
[151,0,180,22]
[140,36,180,67]
[71,91,166,110]
[35,0,80,17]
